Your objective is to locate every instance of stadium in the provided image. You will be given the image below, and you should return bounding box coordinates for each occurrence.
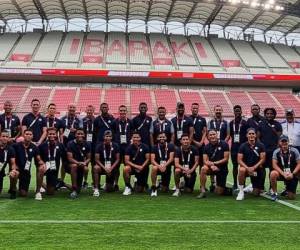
[0,0,300,249]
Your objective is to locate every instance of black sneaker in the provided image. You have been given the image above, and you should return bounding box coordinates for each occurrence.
[55,180,65,190]
[10,191,16,199]
[280,189,288,197]
[114,184,119,192]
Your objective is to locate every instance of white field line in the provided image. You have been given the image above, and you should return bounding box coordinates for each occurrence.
[0,220,300,224]
[227,181,300,212]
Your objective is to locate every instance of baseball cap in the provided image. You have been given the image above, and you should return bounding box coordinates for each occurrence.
[279,135,289,142]
[286,108,294,114]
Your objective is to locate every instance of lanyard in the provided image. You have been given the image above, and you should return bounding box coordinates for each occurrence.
[158,119,166,132]
[132,145,141,161]
[181,146,191,165]
[0,148,7,163]
[213,119,223,131]
[23,144,30,160]
[286,122,294,132]
[100,115,110,129]
[66,117,76,128]
[137,117,147,131]
[103,143,112,160]
[233,119,242,134]
[280,150,291,169]
[119,119,128,134]
[158,143,168,160]
[75,141,85,158]
[86,119,94,133]
[211,143,220,160]
[4,116,12,129]
[193,116,198,126]
[47,117,56,128]
[249,143,259,157]
[48,142,57,160]
[177,117,184,130]
[29,115,40,128]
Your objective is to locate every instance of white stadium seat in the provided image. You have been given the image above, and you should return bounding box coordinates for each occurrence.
[128,33,150,65]
[33,31,63,62]
[273,43,300,70]
[169,35,197,66]
[57,32,84,63]
[189,36,221,66]
[0,33,19,61]
[106,32,126,64]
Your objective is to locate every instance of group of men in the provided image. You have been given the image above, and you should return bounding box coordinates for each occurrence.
[0,98,299,201]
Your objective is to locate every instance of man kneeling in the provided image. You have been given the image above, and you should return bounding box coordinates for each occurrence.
[173,134,199,197]
[198,129,230,198]
[93,131,120,196]
[150,132,175,196]
[270,135,300,201]
[236,128,266,201]
[123,131,150,195]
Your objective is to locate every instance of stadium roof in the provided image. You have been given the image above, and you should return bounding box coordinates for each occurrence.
[0,0,300,34]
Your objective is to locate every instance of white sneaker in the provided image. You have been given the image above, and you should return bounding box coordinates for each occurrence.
[40,187,46,193]
[172,189,180,197]
[101,183,106,190]
[243,184,253,193]
[151,190,157,197]
[93,189,100,197]
[123,186,132,196]
[236,191,245,201]
[35,192,42,201]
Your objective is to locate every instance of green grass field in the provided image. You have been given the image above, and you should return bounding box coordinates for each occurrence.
[0,164,299,250]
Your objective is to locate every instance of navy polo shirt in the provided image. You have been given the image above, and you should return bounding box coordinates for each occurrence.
[0,145,16,172]
[152,142,175,163]
[38,141,65,168]
[229,119,248,153]
[246,116,264,131]
[95,142,119,165]
[272,147,300,172]
[175,145,198,169]
[150,119,174,143]
[208,119,229,141]
[203,140,229,170]
[238,141,265,167]
[132,114,152,146]
[45,116,64,130]
[171,115,193,146]
[258,120,282,152]
[0,114,20,138]
[67,140,91,162]
[190,115,207,142]
[94,115,115,143]
[13,142,39,171]
[61,115,82,144]
[22,113,47,142]
[112,118,134,146]
[125,143,149,165]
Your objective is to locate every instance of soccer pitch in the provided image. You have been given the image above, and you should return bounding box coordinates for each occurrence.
[0,165,299,250]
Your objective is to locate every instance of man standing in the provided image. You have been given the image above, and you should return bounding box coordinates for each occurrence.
[22,99,47,146]
[93,131,120,196]
[67,128,91,199]
[13,129,46,200]
[246,104,264,131]
[236,128,266,201]
[229,105,248,190]
[0,130,18,199]
[271,135,300,201]
[150,106,175,146]
[198,129,231,198]
[0,101,21,142]
[94,103,115,144]
[123,132,150,195]
[132,102,152,148]
[257,108,282,189]
[45,103,64,142]
[173,134,199,197]
[281,109,300,152]
[38,128,65,196]
[111,105,134,190]
[171,102,194,147]
[208,105,230,142]
[150,132,175,196]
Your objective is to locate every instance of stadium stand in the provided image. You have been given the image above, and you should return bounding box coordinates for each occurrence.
[154,89,177,114]
[0,85,27,110]
[0,33,19,62]
[226,91,254,117]
[179,90,209,116]
[128,33,151,67]
[201,91,232,117]
[77,88,102,113]
[271,91,300,115]
[130,89,154,115]
[50,88,77,114]
[273,44,300,73]
[104,88,127,116]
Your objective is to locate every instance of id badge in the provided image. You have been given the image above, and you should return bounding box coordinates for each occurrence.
[120,134,127,144]
[87,133,93,142]
[253,171,257,177]
[177,130,183,140]
[6,129,11,137]
[217,131,221,139]
[64,128,70,138]
[234,134,240,143]
[46,162,51,170]
[284,168,291,173]
[183,164,189,170]
[50,161,56,170]
[105,161,111,169]
[160,160,166,166]
[24,160,31,171]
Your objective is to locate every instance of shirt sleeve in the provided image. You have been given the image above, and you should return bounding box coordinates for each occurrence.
[293,148,300,161]
[272,149,279,160]
[222,141,230,152]
[174,148,181,158]
[238,143,245,154]
[21,115,28,127]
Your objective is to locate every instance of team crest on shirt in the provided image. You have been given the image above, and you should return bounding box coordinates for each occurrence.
[218,147,221,150]
[183,120,186,122]
[29,148,33,152]
[146,120,149,123]
[82,147,85,150]
[140,148,143,152]
[56,146,59,149]
[39,118,42,121]
[255,147,258,150]
[12,118,15,121]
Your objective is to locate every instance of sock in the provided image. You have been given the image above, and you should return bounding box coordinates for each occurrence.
[151,185,156,191]
[238,185,244,192]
